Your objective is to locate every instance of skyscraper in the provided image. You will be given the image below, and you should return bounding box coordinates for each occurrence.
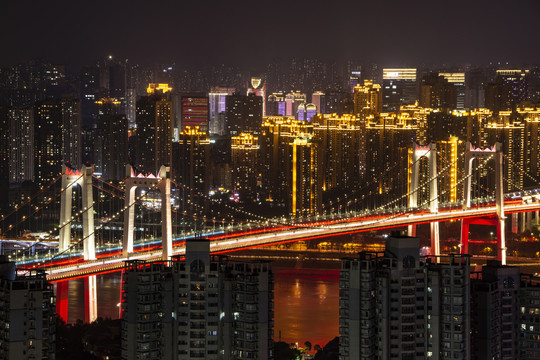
[339,234,471,360]
[485,69,529,112]
[8,106,34,183]
[231,133,259,197]
[135,85,173,173]
[121,238,273,360]
[311,91,326,114]
[353,80,382,116]
[208,87,235,136]
[173,126,210,196]
[0,256,56,360]
[438,72,466,109]
[181,93,209,132]
[225,93,263,135]
[96,98,128,180]
[382,68,417,112]
[420,74,457,110]
[247,77,266,115]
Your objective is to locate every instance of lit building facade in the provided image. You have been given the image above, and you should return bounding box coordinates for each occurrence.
[312,114,364,194]
[96,98,128,180]
[312,91,326,114]
[225,93,262,135]
[339,235,471,360]
[9,106,34,183]
[181,93,209,133]
[231,133,259,197]
[173,126,210,196]
[259,116,321,215]
[0,257,56,360]
[121,238,273,360]
[382,68,417,112]
[208,87,235,136]
[247,77,266,115]
[353,80,382,116]
[439,72,466,109]
[135,89,173,173]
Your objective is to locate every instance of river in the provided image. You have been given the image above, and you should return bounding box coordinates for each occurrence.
[63,260,341,348]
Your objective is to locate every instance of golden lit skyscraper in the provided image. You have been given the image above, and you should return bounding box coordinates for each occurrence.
[173,126,210,196]
[365,111,417,197]
[136,84,173,173]
[231,133,259,196]
[484,110,525,192]
[312,114,364,193]
[259,116,321,215]
[290,135,321,217]
[353,80,382,116]
[520,107,540,187]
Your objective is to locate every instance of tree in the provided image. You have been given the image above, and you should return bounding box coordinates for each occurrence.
[275,341,302,360]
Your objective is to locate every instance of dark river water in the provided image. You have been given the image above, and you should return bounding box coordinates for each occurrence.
[62,260,341,348]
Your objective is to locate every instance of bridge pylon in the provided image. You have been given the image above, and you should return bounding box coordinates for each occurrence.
[59,164,96,261]
[460,142,506,264]
[123,165,172,261]
[407,143,440,258]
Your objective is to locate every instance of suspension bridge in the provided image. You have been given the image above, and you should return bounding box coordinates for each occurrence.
[2,141,540,321]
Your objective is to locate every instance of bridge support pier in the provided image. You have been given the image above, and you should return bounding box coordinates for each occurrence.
[512,213,518,234]
[123,165,172,260]
[59,164,96,261]
[56,280,69,323]
[408,143,439,258]
[461,142,505,264]
[85,275,98,323]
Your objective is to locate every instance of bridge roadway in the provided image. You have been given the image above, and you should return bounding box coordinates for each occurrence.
[41,201,540,281]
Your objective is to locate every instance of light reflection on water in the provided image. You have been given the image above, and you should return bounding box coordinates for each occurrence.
[61,264,341,348]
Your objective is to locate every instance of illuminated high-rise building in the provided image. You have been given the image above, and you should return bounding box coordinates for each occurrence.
[247,77,266,115]
[231,133,259,197]
[135,85,173,173]
[484,110,525,192]
[353,80,382,116]
[519,107,540,188]
[349,69,362,93]
[0,257,56,360]
[173,126,210,196]
[485,70,529,112]
[96,98,128,180]
[60,96,82,169]
[0,106,8,205]
[34,97,81,185]
[8,106,34,183]
[305,103,317,122]
[439,72,466,109]
[290,135,320,217]
[420,74,457,110]
[121,239,274,360]
[259,116,321,215]
[312,114,364,193]
[311,91,326,114]
[471,261,520,360]
[382,68,417,112]
[339,235,471,360]
[225,93,262,135]
[285,91,306,117]
[267,92,286,116]
[365,111,417,196]
[180,93,209,132]
[208,86,235,136]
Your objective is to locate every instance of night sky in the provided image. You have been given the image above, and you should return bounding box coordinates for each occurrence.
[2,0,540,68]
